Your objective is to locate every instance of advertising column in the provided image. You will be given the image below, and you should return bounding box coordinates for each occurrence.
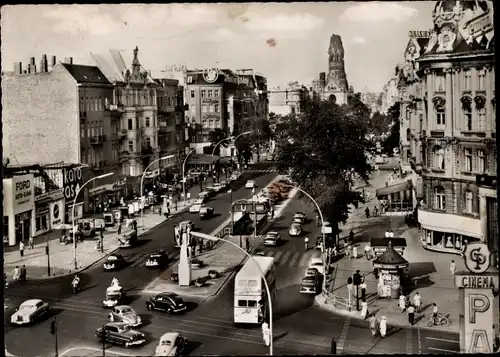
[456,243,499,353]
[2,174,35,246]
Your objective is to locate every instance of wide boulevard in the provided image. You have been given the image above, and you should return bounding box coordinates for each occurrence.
[4,162,459,356]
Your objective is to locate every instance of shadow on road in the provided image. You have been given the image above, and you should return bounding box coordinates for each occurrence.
[273,284,315,321]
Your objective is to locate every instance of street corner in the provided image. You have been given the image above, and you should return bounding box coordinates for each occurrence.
[59,346,138,357]
[313,294,359,319]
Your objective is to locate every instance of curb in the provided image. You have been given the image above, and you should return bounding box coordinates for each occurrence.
[20,203,194,281]
[313,295,460,334]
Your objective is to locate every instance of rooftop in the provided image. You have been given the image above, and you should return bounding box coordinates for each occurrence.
[62,64,111,85]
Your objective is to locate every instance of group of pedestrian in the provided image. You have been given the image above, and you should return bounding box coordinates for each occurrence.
[368,315,387,338]
[12,265,27,282]
[398,292,437,326]
[344,242,358,260]
[364,244,374,260]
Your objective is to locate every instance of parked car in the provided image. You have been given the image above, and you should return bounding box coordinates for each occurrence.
[103,254,126,271]
[264,232,282,246]
[118,228,138,248]
[103,286,126,308]
[10,299,49,325]
[189,202,203,213]
[308,257,324,275]
[289,223,302,236]
[245,180,255,189]
[304,267,319,277]
[95,322,145,347]
[108,305,142,327]
[197,192,210,202]
[199,206,214,219]
[155,332,189,356]
[316,235,324,250]
[204,188,216,198]
[146,251,169,268]
[300,275,320,294]
[212,183,224,193]
[145,292,187,314]
[295,212,307,221]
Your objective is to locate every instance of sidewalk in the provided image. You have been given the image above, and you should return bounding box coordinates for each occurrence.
[143,176,298,297]
[3,197,195,281]
[315,172,499,333]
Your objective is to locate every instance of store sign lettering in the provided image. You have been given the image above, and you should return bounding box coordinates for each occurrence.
[15,180,32,204]
[408,30,432,38]
[63,167,83,202]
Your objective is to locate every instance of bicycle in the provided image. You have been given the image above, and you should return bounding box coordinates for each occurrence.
[427,313,451,327]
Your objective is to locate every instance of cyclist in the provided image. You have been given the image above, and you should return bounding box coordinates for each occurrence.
[304,237,309,250]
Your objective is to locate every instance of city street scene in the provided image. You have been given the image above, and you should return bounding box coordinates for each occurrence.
[2,2,498,356]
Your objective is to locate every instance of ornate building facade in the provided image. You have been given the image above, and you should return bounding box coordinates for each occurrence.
[397,0,496,259]
[268,81,308,116]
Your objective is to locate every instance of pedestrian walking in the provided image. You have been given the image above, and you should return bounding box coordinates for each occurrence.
[369,316,378,338]
[117,223,122,235]
[245,237,250,252]
[373,206,378,217]
[330,337,337,355]
[351,245,358,259]
[407,305,415,325]
[346,244,351,259]
[19,241,25,257]
[360,299,368,319]
[365,207,370,219]
[262,322,271,347]
[349,230,354,242]
[20,265,27,282]
[12,266,20,281]
[413,292,422,313]
[360,279,367,301]
[364,244,371,260]
[385,229,390,238]
[29,236,34,249]
[379,316,387,338]
[100,227,104,239]
[399,294,406,313]
[450,260,456,275]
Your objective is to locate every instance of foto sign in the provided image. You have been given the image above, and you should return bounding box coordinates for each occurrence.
[63,167,83,202]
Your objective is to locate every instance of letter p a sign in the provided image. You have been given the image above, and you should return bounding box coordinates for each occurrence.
[468,293,490,323]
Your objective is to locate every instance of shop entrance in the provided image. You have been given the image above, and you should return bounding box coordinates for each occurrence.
[15,211,32,243]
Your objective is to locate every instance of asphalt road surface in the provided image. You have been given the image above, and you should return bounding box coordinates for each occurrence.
[5,164,460,356]
[4,163,278,357]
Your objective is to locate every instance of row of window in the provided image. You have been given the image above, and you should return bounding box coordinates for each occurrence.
[432,101,488,131]
[201,120,221,129]
[201,104,220,113]
[433,187,475,214]
[80,97,109,112]
[127,116,156,130]
[117,89,156,107]
[433,69,488,93]
[200,89,220,98]
[432,146,487,173]
[80,123,104,138]
[126,137,155,153]
[82,148,104,166]
[158,96,176,109]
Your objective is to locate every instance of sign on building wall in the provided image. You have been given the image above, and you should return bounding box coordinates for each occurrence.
[3,174,35,216]
[408,30,432,38]
[63,167,83,203]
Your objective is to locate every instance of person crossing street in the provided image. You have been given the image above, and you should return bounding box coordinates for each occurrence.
[262,321,271,347]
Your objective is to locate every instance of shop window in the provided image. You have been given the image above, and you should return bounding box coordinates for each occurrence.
[464,148,472,172]
[435,187,446,210]
[477,149,486,173]
[433,146,445,170]
[464,190,473,213]
[36,215,48,232]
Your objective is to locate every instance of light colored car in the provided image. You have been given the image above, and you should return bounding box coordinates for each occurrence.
[266,154,274,161]
[212,183,224,193]
[264,232,281,246]
[220,180,228,188]
[189,203,202,213]
[293,213,306,224]
[300,275,320,294]
[308,257,324,275]
[245,180,255,189]
[109,305,142,327]
[103,286,126,308]
[289,223,302,236]
[103,254,125,271]
[155,332,189,356]
[11,299,49,325]
[230,172,242,181]
[197,192,209,202]
[304,267,319,277]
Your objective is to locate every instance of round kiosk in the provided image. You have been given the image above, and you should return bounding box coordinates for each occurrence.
[373,241,409,298]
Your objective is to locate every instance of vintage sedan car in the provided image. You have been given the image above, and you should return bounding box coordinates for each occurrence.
[103,286,126,308]
[197,192,210,203]
[108,305,142,327]
[308,257,324,275]
[293,213,306,224]
[155,332,189,356]
[146,292,187,314]
[96,322,145,347]
[199,206,214,219]
[264,232,282,247]
[289,223,302,236]
[189,202,203,213]
[205,188,216,198]
[212,183,224,193]
[300,275,320,294]
[245,180,255,189]
[10,299,50,325]
[316,235,324,250]
[304,267,319,277]
[103,254,126,271]
[230,172,242,181]
[146,250,169,268]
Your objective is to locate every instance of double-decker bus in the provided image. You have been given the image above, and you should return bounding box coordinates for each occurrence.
[234,256,276,325]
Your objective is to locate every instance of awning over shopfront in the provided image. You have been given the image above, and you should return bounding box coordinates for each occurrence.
[376,181,412,198]
[187,154,220,165]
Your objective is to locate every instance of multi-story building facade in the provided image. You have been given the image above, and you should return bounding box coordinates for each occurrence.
[268,81,308,116]
[381,78,399,114]
[396,0,496,260]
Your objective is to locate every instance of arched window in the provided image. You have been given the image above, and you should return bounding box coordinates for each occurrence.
[433,145,445,170]
[435,187,446,210]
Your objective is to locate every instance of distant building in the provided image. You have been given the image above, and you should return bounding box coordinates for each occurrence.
[380,78,399,114]
[268,81,308,116]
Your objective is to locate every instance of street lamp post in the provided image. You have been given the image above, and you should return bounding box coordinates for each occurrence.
[140,155,175,230]
[211,131,252,173]
[72,172,114,270]
[189,231,274,356]
[182,148,196,205]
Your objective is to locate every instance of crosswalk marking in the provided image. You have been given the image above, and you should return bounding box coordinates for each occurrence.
[280,251,292,266]
[274,251,284,261]
[245,169,277,173]
[298,253,311,267]
[287,252,300,267]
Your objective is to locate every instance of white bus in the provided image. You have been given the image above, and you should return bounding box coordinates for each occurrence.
[234,256,276,325]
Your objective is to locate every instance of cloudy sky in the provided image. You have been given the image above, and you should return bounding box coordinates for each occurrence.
[1,2,435,92]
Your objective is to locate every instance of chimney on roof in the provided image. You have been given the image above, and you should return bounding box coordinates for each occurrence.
[28,64,37,74]
[30,57,35,66]
[40,54,48,73]
[64,57,73,64]
[14,62,22,75]
[51,55,56,66]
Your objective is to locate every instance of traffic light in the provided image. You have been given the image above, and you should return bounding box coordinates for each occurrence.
[50,320,56,335]
[353,270,361,286]
[45,246,49,255]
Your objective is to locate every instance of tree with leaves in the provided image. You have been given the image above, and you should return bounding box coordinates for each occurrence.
[382,102,401,155]
[208,128,229,155]
[236,116,273,162]
[275,94,373,238]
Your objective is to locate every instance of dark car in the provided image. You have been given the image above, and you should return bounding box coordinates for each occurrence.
[103,254,126,271]
[95,322,145,348]
[205,188,216,198]
[146,292,187,314]
[199,206,214,219]
[145,250,169,268]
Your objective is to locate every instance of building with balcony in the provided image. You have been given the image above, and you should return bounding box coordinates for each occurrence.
[268,81,308,116]
[2,54,123,219]
[396,0,496,258]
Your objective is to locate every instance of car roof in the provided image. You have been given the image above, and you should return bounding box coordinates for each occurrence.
[150,251,166,256]
[115,305,132,310]
[161,332,180,340]
[310,258,323,263]
[306,267,318,272]
[158,292,178,298]
[291,223,301,227]
[22,299,43,306]
[108,254,123,259]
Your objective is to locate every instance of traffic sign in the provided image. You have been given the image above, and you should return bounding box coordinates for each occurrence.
[63,167,83,202]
